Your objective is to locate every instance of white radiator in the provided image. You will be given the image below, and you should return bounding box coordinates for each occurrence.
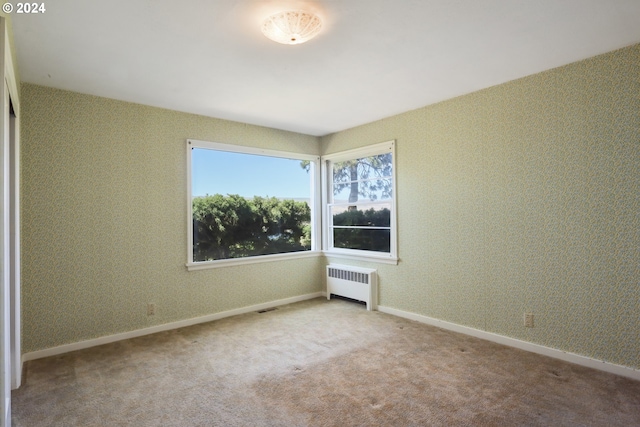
[326,264,378,311]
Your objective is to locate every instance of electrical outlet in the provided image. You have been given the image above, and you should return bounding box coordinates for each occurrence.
[147,303,156,316]
[524,313,534,328]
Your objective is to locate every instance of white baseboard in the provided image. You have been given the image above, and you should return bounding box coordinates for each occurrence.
[378,305,640,381]
[22,292,323,363]
[22,294,639,382]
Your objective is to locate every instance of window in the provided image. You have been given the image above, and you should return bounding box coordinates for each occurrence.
[187,139,320,270]
[322,141,397,263]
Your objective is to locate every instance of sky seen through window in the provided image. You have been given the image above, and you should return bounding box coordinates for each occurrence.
[191,148,311,200]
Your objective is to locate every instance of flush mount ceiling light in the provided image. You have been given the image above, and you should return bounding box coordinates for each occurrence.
[261,10,322,45]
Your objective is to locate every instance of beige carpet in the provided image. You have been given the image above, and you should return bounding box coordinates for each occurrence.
[12,297,640,426]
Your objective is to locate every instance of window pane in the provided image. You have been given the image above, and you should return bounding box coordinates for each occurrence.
[328,146,395,256]
[192,148,310,199]
[332,153,393,202]
[331,205,391,227]
[333,228,391,253]
[333,153,392,182]
[191,147,312,262]
[332,179,392,203]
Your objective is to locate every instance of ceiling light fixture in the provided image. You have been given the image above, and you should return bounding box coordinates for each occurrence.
[261,10,322,45]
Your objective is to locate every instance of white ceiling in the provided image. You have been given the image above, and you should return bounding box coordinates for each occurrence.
[10,0,640,136]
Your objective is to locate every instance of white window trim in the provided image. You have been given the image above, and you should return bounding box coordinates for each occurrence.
[321,140,398,265]
[187,250,322,271]
[186,139,321,271]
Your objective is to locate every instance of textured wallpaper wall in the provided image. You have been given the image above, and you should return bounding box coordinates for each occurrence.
[20,85,323,353]
[323,44,640,369]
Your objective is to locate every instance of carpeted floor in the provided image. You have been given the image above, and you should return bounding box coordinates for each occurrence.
[11,297,640,426]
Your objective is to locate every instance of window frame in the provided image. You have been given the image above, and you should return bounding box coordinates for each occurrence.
[186,139,321,271]
[321,140,398,264]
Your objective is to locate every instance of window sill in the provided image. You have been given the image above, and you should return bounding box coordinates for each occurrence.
[322,250,399,265]
[186,250,322,271]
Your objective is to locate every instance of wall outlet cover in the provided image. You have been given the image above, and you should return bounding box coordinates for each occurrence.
[524,313,534,328]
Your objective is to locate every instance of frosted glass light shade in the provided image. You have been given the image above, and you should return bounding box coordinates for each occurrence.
[262,10,322,45]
